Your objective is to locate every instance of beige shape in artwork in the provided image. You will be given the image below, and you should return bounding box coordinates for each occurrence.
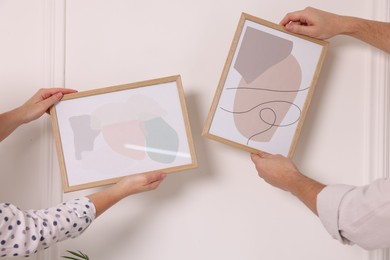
[227,27,304,144]
[232,54,302,143]
[101,120,147,160]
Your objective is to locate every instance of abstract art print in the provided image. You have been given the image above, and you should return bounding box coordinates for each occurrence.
[203,13,328,158]
[51,75,197,192]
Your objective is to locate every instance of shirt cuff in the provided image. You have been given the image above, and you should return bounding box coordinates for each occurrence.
[65,197,97,222]
[317,184,355,244]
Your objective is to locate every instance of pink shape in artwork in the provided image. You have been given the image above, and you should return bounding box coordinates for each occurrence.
[233,54,302,143]
[101,120,146,160]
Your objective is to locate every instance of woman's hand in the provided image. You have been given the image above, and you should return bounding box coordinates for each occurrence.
[0,88,77,141]
[18,88,77,124]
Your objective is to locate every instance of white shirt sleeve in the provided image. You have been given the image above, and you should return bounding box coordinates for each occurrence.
[317,178,390,250]
[0,197,96,257]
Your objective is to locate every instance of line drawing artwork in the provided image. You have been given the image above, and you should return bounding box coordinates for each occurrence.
[220,26,304,145]
[202,13,328,157]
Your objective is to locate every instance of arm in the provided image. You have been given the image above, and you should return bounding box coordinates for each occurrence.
[0,172,166,257]
[250,152,325,215]
[251,152,390,249]
[0,198,95,257]
[317,179,390,250]
[280,7,390,53]
[0,88,77,142]
[87,171,166,218]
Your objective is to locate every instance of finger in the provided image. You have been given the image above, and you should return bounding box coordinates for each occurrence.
[250,153,264,163]
[140,172,166,191]
[279,15,291,26]
[250,153,258,163]
[279,11,304,26]
[40,88,77,99]
[146,179,165,190]
[40,92,63,112]
[289,24,322,39]
[285,22,310,35]
[289,21,305,26]
[257,150,272,158]
[144,172,167,185]
[44,88,78,95]
[56,88,78,95]
[251,150,274,163]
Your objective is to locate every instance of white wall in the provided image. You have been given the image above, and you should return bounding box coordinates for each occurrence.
[0,1,60,259]
[0,0,388,260]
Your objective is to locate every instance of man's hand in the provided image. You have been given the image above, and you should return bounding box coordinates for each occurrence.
[250,151,301,192]
[251,151,325,215]
[280,7,344,39]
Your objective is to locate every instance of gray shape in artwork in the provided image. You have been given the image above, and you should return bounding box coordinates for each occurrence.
[69,115,101,160]
[144,117,179,164]
[234,26,293,84]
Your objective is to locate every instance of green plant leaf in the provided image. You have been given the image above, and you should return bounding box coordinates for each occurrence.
[62,250,89,260]
[62,257,81,260]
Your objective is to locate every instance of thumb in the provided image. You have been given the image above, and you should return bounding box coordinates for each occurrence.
[250,153,264,164]
[145,172,167,185]
[251,150,272,162]
[257,150,272,158]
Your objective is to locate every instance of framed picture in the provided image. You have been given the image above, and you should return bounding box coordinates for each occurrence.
[202,13,328,158]
[51,75,197,192]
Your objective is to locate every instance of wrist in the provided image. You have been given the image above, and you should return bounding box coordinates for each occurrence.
[13,106,29,125]
[285,170,306,194]
[288,172,326,214]
[2,108,25,129]
[111,180,132,200]
[339,15,366,37]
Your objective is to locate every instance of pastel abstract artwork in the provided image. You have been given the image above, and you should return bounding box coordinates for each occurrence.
[203,13,328,157]
[51,75,197,192]
[70,95,179,164]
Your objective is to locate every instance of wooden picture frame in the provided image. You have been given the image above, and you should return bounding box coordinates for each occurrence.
[51,75,197,192]
[202,13,328,158]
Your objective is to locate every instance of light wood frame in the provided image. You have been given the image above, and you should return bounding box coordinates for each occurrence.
[202,13,328,158]
[51,75,197,192]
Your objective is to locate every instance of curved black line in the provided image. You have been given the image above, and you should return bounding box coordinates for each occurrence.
[220,100,302,144]
[246,108,276,145]
[226,86,310,93]
[221,100,301,117]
